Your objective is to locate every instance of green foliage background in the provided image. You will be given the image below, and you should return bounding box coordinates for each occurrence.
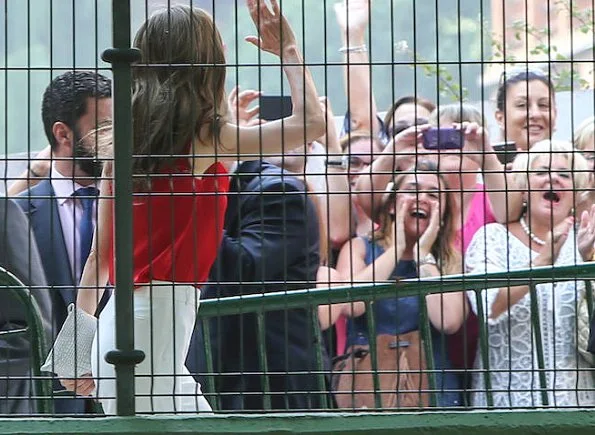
[0,0,490,154]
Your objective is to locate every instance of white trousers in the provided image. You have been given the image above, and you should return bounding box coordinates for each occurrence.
[91,282,212,415]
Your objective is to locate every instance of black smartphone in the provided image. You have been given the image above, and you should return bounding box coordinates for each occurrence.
[492,141,517,165]
[422,128,464,150]
[259,95,293,121]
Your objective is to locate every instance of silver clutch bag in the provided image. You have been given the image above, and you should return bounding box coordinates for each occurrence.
[40,304,97,378]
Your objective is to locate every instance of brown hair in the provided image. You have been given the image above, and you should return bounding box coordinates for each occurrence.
[496,68,555,112]
[375,160,461,275]
[131,5,228,188]
[383,96,436,129]
[429,102,486,128]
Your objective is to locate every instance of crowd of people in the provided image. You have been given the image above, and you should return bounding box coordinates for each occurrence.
[1,0,595,415]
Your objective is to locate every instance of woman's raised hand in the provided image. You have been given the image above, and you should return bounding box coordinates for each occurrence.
[393,196,411,256]
[454,121,496,167]
[414,200,440,259]
[385,123,430,170]
[577,204,595,261]
[535,217,574,266]
[228,86,261,126]
[334,0,370,36]
[246,0,297,57]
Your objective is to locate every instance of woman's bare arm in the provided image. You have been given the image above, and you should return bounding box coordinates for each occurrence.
[210,1,325,163]
[334,0,380,134]
[420,264,467,334]
[483,155,524,223]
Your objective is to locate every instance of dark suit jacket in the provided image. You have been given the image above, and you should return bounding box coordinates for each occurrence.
[14,180,77,330]
[0,197,53,414]
[189,160,329,411]
[14,180,99,414]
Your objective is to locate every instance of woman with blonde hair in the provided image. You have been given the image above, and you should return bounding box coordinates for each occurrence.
[466,140,595,407]
[62,0,325,414]
[574,116,595,170]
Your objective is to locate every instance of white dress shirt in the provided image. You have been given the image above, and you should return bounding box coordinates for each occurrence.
[50,163,97,282]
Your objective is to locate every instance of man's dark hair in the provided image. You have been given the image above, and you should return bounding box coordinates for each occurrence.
[42,71,112,150]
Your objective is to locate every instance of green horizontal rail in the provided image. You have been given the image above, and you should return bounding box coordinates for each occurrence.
[0,411,594,434]
[200,263,595,317]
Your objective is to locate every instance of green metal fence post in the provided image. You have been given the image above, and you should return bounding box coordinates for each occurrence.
[101,0,143,416]
[256,312,272,410]
[364,302,382,409]
[474,289,494,408]
[419,294,436,408]
[529,284,549,406]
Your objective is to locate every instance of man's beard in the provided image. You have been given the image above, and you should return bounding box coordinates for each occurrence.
[73,130,103,179]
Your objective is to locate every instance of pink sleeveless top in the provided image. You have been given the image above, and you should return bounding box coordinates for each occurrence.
[449,184,495,369]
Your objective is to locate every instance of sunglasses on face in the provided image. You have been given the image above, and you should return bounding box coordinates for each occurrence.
[347,155,373,170]
[499,66,549,87]
[387,117,429,138]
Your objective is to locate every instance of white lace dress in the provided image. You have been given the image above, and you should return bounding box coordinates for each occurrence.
[465,223,595,408]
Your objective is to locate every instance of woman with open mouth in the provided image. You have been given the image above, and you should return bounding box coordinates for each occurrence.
[465,140,595,408]
[334,160,465,408]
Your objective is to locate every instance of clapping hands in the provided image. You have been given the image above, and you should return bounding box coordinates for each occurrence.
[578,205,595,261]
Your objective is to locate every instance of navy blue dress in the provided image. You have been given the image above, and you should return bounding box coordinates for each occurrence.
[346,238,462,407]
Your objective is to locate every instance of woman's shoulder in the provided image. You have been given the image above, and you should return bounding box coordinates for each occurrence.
[192,161,230,194]
[473,222,508,239]
[466,222,509,253]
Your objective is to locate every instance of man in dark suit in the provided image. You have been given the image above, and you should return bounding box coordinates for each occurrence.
[0,198,53,414]
[188,160,329,411]
[13,71,111,414]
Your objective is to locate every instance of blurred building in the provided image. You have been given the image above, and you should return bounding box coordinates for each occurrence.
[486,0,594,89]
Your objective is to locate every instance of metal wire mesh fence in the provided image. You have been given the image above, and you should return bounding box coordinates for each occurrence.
[0,0,594,431]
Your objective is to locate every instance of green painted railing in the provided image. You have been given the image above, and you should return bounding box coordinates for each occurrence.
[0,411,594,434]
[1,259,594,432]
[196,262,595,413]
[198,263,595,316]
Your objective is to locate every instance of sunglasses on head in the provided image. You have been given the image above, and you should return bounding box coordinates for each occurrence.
[387,117,429,138]
[499,66,548,87]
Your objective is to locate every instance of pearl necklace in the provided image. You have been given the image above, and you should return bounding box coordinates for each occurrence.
[520,216,546,246]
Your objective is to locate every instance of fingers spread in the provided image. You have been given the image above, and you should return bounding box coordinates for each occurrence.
[270,0,281,16]
[247,0,259,21]
[244,36,261,48]
[229,85,239,102]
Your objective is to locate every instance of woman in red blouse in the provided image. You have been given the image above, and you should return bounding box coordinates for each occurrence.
[64,0,325,414]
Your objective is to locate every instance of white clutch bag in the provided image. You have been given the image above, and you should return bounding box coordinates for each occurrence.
[40,304,97,378]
